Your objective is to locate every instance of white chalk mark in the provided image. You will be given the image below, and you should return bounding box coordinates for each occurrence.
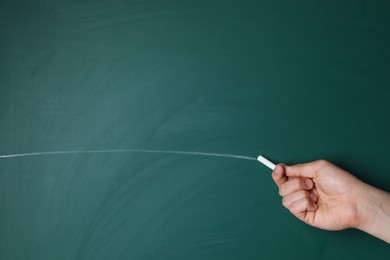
[0,149,257,161]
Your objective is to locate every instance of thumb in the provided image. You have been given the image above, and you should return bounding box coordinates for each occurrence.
[284,162,316,179]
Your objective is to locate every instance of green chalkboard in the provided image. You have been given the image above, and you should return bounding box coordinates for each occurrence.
[1,0,390,259]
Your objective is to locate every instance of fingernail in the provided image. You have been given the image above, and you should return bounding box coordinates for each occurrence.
[275,165,282,174]
[305,179,312,188]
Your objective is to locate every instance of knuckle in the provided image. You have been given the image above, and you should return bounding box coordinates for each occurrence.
[279,183,288,196]
[314,159,328,168]
[282,197,288,207]
[290,199,309,215]
[290,206,299,215]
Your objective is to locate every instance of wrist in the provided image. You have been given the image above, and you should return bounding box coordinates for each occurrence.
[356,183,390,243]
[356,184,379,230]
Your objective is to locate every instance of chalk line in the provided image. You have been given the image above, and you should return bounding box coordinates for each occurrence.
[0,149,257,161]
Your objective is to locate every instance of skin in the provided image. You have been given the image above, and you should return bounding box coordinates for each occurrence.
[272,160,390,243]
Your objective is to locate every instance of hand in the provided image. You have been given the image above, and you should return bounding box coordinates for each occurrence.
[272,160,364,230]
[272,160,390,243]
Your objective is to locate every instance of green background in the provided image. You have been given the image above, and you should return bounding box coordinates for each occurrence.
[1,0,390,259]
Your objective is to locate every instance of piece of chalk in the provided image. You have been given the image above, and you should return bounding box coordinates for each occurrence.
[257,155,276,170]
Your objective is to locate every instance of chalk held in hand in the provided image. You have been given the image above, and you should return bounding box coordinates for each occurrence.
[257,155,276,170]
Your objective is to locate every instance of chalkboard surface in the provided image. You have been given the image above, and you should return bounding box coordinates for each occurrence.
[1,0,390,259]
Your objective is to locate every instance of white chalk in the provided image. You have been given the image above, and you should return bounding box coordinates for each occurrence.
[257,155,276,170]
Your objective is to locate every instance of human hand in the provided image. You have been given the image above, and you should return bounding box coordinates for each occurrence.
[272,160,364,230]
[272,159,390,243]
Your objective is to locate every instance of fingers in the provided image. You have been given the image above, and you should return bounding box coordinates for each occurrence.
[279,178,314,196]
[283,190,318,217]
[272,164,287,188]
[290,197,318,219]
[272,163,318,218]
[272,164,314,195]
[282,190,318,209]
